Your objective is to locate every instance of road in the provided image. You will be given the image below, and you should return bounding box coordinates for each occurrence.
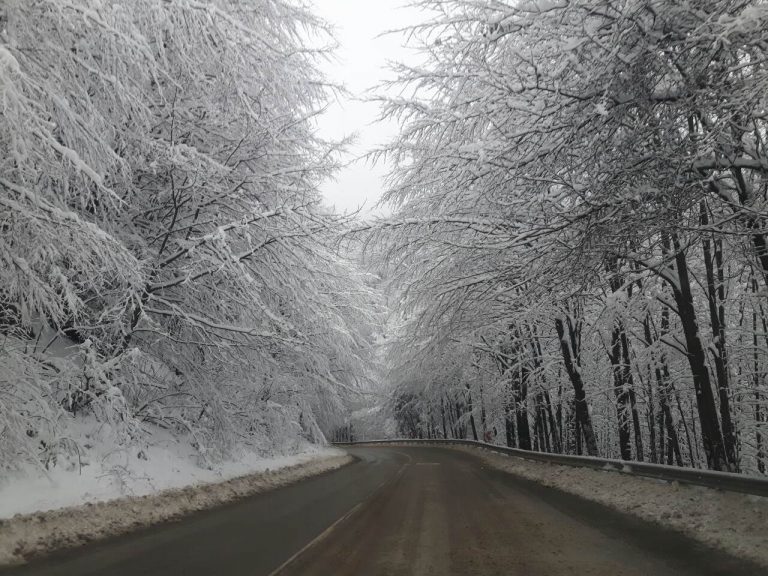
[1,446,763,576]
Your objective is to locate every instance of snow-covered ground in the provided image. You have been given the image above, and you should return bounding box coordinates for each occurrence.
[0,441,351,566]
[0,418,340,519]
[459,446,768,568]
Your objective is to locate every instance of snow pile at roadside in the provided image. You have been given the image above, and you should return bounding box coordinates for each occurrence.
[0,417,338,519]
[459,446,768,567]
[0,448,352,566]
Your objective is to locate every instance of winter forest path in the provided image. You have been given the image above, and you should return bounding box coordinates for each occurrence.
[2,446,763,576]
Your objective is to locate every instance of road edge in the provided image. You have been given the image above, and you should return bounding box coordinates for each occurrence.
[379,442,768,569]
[0,452,353,567]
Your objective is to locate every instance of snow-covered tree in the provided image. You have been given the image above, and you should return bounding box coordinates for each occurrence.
[1,0,376,471]
[372,0,768,472]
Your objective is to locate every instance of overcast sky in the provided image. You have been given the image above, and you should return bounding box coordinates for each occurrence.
[311,0,422,216]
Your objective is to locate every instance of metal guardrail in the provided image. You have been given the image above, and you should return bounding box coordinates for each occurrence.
[333,438,768,498]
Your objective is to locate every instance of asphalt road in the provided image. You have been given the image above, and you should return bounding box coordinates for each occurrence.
[2,446,764,576]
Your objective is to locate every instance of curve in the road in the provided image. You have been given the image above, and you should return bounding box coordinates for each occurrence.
[2,446,764,576]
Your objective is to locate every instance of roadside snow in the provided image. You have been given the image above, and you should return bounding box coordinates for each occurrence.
[458,446,768,568]
[0,423,341,519]
[0,449,352,566]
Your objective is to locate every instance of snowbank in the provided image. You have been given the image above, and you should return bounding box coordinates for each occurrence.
[0,448,352,566]
[458,446,768,567]
[0,421,340,519]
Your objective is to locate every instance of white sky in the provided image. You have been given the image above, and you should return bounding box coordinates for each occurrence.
[311,0,422,216]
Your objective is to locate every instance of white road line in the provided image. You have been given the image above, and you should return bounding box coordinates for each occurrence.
[265,500,364,576]
[266,453,411,576]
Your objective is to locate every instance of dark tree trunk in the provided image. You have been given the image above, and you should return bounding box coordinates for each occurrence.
[479,384,487,438]
[631,266,665,464]
[657,405,666,464]
[543,391,561,453]
[669,234,732,471]
[516,394,532,450]
[528,327,561,453]
[757,393,765,474]
[556,384,564,451]
[494,329,530,449]
[701,203,739,470]
[514,362,532,450]
[555,313,598,456]
[441,397,448,439]
[505,395,516,448]
[466,385,479,441]
[455,401,466,439]
[655,304,685,466]
[536,394,552,452]
[573,400,583,455]
[610,323,632,460]
[608,264,632,460]
[644,363,658,464]
[661,388,683,466]
[750,228,768,289]
[621,329,644,461]
[753,278,766,473]
[609,260,644,461]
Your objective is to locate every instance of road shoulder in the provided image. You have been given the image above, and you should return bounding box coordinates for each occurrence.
[453,444,768,569]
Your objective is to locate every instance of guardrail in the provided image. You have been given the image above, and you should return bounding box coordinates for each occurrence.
[333,438,768,498]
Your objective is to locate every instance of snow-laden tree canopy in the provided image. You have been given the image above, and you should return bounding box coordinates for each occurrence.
[1,0,380,470]
[370,0,768,473]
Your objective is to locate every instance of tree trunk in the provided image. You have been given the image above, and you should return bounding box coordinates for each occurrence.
[538,395,552,452]
[701,203,739,470]
[528,327,561,453]
[753,277,766,473]
[573,400,583,455]
[505,394,516,447]
[655,304,685,466]
[621,329,644,461]
[610,323,632,460]
[479,384,487,438]
[556,383,564,451]
[644,362,658,464]
[515,391,532,450]
[555,313,598,456]
[515,362,532,450]
[466,385,479,441]
[668,234,732,471]
[608,262,634,460]
[455,401,466,439]
[658,405,666,464]
[441,397,448,439]
[544,391,562,453]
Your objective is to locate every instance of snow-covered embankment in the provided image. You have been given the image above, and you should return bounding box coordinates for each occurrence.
[0,448,352,566]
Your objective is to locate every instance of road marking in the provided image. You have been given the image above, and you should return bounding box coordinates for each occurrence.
[391,449,415,465]
[415,462,441,466]
[265,500,364,576]
[267,454,411,576]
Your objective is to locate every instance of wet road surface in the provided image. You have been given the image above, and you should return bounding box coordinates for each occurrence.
[1,446,764,576]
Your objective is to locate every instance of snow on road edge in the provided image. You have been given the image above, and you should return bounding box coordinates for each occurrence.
[0,451,353,566]
[457,445,768,567]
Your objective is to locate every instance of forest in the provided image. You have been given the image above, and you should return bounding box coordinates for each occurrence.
[373,0,768,475]
[2,0,768,483]
[0,0,380,476]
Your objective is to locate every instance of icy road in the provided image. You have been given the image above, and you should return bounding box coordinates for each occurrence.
[1,446,762,576]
